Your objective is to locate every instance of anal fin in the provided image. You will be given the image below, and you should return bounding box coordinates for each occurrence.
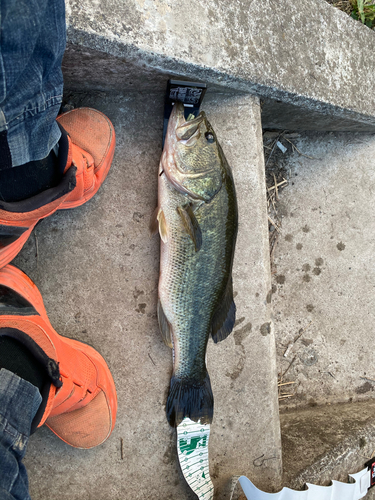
[157,299,173,348]
[211,276,236,343]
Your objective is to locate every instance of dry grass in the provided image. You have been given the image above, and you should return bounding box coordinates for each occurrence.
[326,0,353,15]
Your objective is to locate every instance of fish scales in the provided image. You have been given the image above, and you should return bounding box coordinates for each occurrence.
[155,102,238,427]
[160,166,236,377]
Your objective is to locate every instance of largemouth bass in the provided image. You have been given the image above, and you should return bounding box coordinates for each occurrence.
[152,101,238,427]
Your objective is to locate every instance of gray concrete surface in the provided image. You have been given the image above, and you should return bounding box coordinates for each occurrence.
[19,93,282,498]
[281,400,375,489]
[63,0,375,131]
[271,131,375,410]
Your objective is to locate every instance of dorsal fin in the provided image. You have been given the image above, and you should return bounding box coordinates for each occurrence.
[157,299,173,348]
[211,276,236,343]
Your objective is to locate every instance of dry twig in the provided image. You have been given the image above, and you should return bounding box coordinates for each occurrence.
[268,215,281,232]
[278,381,296,387]
[267,179,288,192]
[283,137,319,160]
[283,321,314,357]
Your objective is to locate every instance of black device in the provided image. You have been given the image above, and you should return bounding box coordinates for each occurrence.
[365,457,375,489]
[162,80,207,148]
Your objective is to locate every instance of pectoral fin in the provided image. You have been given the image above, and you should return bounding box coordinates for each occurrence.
[177,204,202,252]
[211,276,236,343]
[157,299,173,348]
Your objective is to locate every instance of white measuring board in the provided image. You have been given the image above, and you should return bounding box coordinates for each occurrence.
[177,417,214,499]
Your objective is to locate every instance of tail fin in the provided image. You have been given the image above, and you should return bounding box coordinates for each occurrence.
[166,373,214,427]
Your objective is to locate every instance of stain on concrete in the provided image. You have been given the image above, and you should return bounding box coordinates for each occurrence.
[260,322,271,336]
[285,234,293,242]
[135,303,147,313]
[302,225,310,233]
[276,275,285,285]
[315,258,324,266]
[272,284,277,294]
[278,201,288,217]
[225,349,246,380]
[162,439,177,465]
[255,292,259,297]
[133,211,144,223]
[211,463,220,479]
[359,437,367,448]
[355,382,373,394]
[234,322,252,345]
[302,338,313,346]
[303,274,311,283]
[234,316,245,328]
[133,288,144,299]
[302,263,311,272]
[340,339,346,346]
[266,289,272,303]
[313,267,321,275]
[300,348,318,366]
[337,241,346,251]
[306,304,314,312]
[296,243,303,250]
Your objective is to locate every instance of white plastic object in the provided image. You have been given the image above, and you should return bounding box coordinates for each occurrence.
[177,417,214,499]
[235,467,370,500]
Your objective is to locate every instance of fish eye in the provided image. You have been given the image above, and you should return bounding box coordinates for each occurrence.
[205,132,215,143]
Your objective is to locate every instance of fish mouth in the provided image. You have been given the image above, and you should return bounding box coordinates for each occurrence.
[172,101,204,142]
[162,102,211,201]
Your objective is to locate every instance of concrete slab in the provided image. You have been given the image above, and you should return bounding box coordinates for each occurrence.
[271,131,375,409]
[281,400,375,489]
[63,0,375,131]
[19,92,282,498]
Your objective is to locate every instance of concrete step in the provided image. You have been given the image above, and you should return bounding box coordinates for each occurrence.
[271,131,375,409]
[64,0,375,131]
[281,400,375,491]
[268,130,375,495]
[19,92,282,499]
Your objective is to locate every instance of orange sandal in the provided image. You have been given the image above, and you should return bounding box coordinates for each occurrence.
[0,107,115,268]
[0,264,117,448]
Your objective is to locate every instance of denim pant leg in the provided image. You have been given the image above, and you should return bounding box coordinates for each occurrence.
[0,369,42,500]
[0,0,66,169]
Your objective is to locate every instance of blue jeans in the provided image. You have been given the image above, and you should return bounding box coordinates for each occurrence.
[0,0,66,169]
[0,369,41,500]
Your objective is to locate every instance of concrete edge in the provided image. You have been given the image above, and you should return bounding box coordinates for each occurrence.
[63,33,375,133]
[282,402,375,490]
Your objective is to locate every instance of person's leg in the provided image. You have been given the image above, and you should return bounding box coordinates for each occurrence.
[0,0,116,268]
[0,0,65,170]
[0,369,42,500]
